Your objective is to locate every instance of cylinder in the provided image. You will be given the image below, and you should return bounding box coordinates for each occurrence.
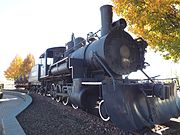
[100,5,113,37]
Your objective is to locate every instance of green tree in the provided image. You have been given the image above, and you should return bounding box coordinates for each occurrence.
[4,55,23,80]
[112,0,180,62]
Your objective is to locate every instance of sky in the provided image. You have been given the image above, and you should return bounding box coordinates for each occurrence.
[0,0,179,82]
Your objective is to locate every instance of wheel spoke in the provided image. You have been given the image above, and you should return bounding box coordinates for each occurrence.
[50,84,57,99]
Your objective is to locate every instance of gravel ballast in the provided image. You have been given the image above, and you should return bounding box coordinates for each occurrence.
[17,92,134,135]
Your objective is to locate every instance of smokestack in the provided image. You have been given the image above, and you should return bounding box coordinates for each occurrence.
[100,5,113,37]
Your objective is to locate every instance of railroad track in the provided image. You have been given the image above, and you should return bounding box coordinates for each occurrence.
[132,118,180,135]
[154,118,180,135]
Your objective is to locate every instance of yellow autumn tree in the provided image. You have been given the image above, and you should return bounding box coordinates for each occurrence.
[112,0,180,62]
[4,55,23,80]
[20,54,35,77]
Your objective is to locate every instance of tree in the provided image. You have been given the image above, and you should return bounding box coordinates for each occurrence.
[4,55,23,80]
[112,0,180,62]
[20,54,35,77]
[4,54,35,80]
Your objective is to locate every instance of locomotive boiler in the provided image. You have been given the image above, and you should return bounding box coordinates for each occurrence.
[28,5,180,131]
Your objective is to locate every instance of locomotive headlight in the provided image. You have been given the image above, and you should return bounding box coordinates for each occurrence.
[120,45,130,58]
[120,45,130,69]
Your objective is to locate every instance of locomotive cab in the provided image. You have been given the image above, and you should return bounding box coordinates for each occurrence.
[39,47,66,78]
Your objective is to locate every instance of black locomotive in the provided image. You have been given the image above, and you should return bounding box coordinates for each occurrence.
[28,5,180,131]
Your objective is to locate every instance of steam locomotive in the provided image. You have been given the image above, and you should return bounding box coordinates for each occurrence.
[27,5,180,131]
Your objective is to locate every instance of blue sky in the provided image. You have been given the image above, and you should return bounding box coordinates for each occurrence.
[0,0,179,81]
